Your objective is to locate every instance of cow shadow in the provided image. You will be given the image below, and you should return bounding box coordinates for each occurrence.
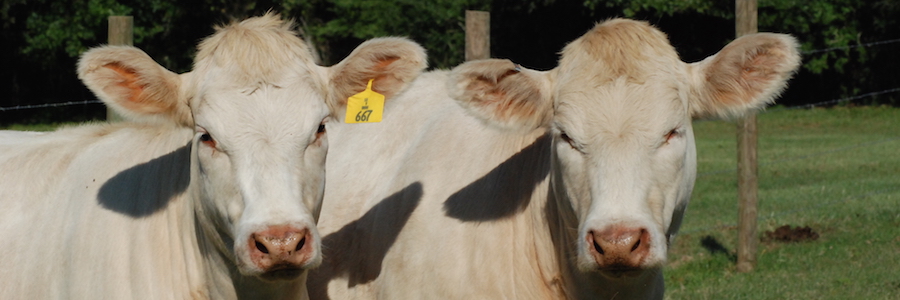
[442,134,551,222]
[308,135,549,298]
[700,235,737,263]
[308,182,423,300]
[97,142,192,217]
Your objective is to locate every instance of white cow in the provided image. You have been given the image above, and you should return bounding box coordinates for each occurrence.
[310,19,799,299]
[0,14,425,299]
[0,130,45,146]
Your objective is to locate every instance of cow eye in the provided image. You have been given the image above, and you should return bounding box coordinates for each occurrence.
[314,123,326,141]
[199,133,217,148]
[664,128,679,144]
[559,131,578,150]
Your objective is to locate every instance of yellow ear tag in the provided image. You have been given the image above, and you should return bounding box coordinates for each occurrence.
[344,79,384,123]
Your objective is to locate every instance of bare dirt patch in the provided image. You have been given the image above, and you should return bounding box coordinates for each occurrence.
[763,225,820,243]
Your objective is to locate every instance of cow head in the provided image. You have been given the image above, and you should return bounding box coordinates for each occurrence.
[451,19,799,278]
[77,14,426,280]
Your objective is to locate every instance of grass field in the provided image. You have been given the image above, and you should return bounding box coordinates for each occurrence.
[4,107,898,299]
[666,106,900,299]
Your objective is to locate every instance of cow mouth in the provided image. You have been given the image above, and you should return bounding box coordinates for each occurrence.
[597,266,644,279]
[259,266,305,281]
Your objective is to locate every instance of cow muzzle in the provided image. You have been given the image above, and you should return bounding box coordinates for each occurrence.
[247,225,316,280]
[586,226,651,278]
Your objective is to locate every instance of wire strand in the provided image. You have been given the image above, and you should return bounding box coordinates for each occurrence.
[0,100,103,112]
[803,38,900,55]
[767,87,900,112]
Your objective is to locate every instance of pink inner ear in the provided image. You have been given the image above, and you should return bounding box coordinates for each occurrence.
[472,71,542,121]
[741,47,782,86]
[705,60,755,108]
[732,48,782,103]
[708,39,794,110]
[495,68,521,83]
[374,56,400,69]
[370,56,401,95]
[103,63,147,110]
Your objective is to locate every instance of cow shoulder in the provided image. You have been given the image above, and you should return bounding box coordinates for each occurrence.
[449,59,553,131]
[689,33,801,119]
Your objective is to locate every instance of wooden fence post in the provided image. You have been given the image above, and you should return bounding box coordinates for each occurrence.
[735,0,759,273]
[465,11,490,61]
[106,16,133,122]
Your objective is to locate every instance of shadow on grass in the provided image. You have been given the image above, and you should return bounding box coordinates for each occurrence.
[700,235,737,263]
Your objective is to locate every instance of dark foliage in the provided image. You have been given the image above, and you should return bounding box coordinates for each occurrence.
[2,0,897,125]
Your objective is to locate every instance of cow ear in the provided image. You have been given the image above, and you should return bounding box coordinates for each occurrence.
[689,33,801,119]
[327,37,427,115]
[450,59,553,131]
[77,45,192,126]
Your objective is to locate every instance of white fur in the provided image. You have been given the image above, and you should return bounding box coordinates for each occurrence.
[311,19,798,299]
[0,130,45,146]
[0,14,425,300]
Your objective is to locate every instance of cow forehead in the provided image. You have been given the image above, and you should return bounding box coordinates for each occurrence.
[555,79,685,147]
[195,15,315,81]
[195,85,327,141]
[558,19,681,83]
[552,19,690,139]
[186,14,328,139]
[192,13,322,93]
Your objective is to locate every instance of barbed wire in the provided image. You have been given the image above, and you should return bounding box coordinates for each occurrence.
[1,37,899,112]
[6,85,895,113]
[4,86,899,113]
[802,37,900,55]
[0,100,102,112]
[764,87,900,112]
[1,38,899,112]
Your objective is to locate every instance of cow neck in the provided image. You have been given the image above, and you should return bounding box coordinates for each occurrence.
[183,141,237,298]
[505,132,570,299]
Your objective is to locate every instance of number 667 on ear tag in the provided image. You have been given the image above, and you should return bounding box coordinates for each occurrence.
[345,79,384,123]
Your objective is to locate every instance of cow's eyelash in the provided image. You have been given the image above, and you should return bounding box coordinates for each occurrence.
[200,133,217,148]
[560,132,574,145]
[665,129,677,141]
[196,126,218,149]
[557,129,585,153]
[314,123,326,142]
[664,128,681,144]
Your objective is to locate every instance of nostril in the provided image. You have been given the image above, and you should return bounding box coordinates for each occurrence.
[255,240,269,254]
[296,236,306,252]
[593,239,604,255]
[631,238,641,252]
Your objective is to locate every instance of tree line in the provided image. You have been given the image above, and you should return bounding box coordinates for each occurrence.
[2,0,898,125]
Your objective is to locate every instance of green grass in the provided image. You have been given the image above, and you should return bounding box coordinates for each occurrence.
[666,106,900,300]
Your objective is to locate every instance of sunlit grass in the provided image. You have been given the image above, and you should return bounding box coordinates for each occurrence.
[666,106,900,299]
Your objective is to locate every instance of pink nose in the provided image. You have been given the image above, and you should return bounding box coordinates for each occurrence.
[248,226,314,274]
[587,227,650,270]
